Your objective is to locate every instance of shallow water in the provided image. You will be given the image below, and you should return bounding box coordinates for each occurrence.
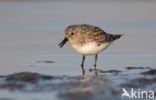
[0,1,156,100]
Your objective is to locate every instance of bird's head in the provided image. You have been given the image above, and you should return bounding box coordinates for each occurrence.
[59,25,78,48]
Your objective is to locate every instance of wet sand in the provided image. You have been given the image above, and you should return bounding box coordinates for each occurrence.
[0,0,156,100]
[0,67,155,100]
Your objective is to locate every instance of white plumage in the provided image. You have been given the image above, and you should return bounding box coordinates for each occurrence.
[71,42,110,55]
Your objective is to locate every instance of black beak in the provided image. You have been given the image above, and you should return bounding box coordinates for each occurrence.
[59,37,68,48]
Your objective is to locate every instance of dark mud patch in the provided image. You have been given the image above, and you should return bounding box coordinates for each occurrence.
[126,66,150,70]
[0,72,55,91]
[29,60,55,67]
[36,60,55,64]
[89,69,122,74]
[5,72,53,83]
[0,83,24,90]
[121,68,156,89]
[133,77,156,85]
[121,83,139,88]
[121,77,156,88]
[141,69,156,75]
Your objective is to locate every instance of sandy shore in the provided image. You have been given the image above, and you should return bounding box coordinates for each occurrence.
[0,67,156,100]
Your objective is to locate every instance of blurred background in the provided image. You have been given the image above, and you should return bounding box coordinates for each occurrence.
[0,0,156,54]
[0,0,156,75]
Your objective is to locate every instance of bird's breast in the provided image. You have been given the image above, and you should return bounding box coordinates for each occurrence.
[71,42,110,55]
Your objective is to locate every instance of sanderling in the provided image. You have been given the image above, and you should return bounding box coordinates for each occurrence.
[59,24,123,75]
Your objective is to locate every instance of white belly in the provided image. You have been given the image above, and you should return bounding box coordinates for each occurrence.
[71,42,110,55]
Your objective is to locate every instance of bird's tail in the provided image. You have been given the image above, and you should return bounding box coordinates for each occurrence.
[112,34,123,41]
[106,34,124,42]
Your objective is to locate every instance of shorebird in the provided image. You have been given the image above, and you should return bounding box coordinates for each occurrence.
[59,24,123,75]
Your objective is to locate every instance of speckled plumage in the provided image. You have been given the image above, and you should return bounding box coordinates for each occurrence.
[59,24,123,75]
[65,24,107,46]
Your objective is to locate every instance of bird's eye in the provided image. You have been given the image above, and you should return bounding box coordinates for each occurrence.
[71,32,74,35]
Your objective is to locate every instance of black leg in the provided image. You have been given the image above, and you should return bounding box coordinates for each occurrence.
[94,54,98,75]
[81,55,85,75]
[94,54,98,67]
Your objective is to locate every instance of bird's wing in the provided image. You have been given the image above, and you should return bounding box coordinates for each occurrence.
[91,28,107,43]
[83,25,107,43]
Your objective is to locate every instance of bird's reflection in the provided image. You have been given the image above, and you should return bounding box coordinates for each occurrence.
[81,66,99,76]
[81,66,121,76]
[89,68,98,75]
